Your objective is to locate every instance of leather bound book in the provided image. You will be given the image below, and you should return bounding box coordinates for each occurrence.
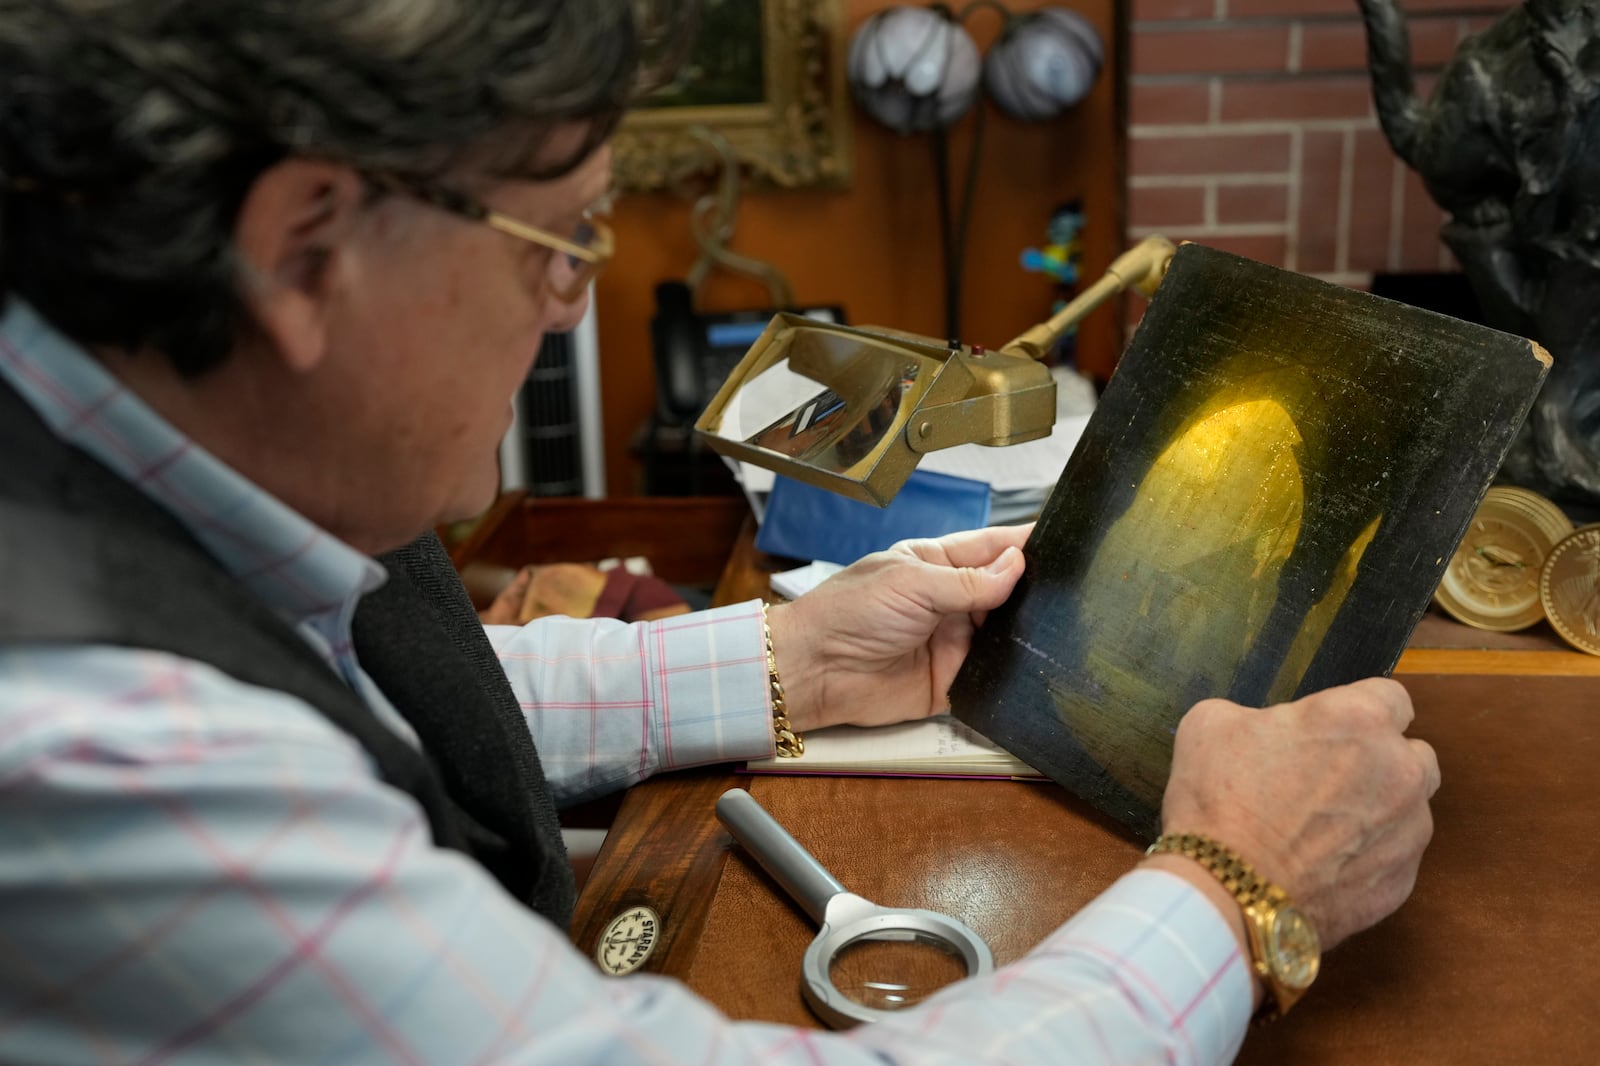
[949,242,1551,840]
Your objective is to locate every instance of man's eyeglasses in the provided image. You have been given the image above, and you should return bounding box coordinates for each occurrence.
[369,172,615,302]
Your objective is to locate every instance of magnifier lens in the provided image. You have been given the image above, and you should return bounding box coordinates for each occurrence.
[827,931,971,1011]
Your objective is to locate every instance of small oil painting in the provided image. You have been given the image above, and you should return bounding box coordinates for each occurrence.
[950,243,1550,841]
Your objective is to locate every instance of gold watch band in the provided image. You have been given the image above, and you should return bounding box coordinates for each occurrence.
[1146,832,1282,912]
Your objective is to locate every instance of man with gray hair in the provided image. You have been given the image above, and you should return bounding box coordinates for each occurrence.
[0,3,1436,1063]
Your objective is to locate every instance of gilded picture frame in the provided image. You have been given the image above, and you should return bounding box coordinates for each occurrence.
[614,0,852,192]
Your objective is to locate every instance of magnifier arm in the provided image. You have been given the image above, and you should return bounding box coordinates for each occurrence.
[906,350,1056,453]
[999,235,1177,362]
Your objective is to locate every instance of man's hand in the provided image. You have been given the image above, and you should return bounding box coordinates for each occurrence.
[763,524,1030,732]
[1156,677,1440,950]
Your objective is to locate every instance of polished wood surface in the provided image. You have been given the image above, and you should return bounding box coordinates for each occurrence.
[1395,646,1600,675]
[572,673,1600,1061]
[1396,611,1600,675]
[458,494,1600,1056]
[710,515,780,607]
[450,491,751,588]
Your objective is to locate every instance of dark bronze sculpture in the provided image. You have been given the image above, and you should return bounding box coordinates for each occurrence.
[1360,0,1600,508]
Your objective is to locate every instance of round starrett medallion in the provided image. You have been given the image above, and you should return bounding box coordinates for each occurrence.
[595,905,661,976]
[1539,525,1600,656]
[1434,486,1573,631]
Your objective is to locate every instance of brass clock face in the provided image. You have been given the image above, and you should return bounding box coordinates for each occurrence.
[1434,486,1573,631]
[1540,525,1600,656]
[595,905,661,976]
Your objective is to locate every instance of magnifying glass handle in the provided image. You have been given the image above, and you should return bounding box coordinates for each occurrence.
[716,787,846,924]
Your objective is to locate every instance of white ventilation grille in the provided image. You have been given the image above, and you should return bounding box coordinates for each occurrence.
[500,296,605,498]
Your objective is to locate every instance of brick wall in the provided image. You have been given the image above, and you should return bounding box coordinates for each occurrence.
[1126,0,1518,292]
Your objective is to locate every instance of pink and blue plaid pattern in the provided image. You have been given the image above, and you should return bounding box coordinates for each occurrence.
[0,302,1251,1064]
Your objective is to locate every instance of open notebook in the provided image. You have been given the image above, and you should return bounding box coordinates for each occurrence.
[743,714,1044,780]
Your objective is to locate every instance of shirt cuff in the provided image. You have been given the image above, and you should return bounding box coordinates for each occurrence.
[643,599,775,771]
[1038,867,1254,1066]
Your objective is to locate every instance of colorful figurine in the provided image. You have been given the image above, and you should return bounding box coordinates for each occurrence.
[1020,200,1087,360]
[1020,200,1086,285]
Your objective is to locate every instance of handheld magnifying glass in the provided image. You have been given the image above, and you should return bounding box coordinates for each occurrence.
[715,787,993,1028]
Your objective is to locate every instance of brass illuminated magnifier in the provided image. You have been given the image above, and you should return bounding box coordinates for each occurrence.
[694,236,1177,506]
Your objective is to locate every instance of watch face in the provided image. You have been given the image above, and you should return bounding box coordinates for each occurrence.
[1266,904,1321,989]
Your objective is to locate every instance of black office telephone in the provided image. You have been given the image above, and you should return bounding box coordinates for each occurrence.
[650,280,845,427]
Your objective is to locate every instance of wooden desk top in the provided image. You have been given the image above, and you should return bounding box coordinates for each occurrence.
[573,667,1599,1061]
[448,500,1600,1057]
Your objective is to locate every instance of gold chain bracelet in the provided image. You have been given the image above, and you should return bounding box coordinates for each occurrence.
[761,603,804,757]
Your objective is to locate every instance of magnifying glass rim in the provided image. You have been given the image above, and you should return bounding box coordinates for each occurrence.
[801,907,994,1028]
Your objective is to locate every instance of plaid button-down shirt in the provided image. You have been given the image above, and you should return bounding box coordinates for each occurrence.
[0,301,1250,1065]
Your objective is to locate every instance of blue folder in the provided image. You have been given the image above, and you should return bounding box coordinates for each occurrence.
[755,468,993,565]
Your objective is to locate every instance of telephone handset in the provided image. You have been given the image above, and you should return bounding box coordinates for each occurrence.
[650,279,845,428]
[651,281,708,425]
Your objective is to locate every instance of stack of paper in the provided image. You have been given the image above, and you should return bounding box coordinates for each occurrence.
[743,715,1043,780]
[769,560,844,599]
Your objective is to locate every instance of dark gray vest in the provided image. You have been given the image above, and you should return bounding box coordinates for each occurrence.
[0,380,576,927]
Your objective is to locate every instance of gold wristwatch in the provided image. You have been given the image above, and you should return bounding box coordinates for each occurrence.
[1147,832,1321,1020]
